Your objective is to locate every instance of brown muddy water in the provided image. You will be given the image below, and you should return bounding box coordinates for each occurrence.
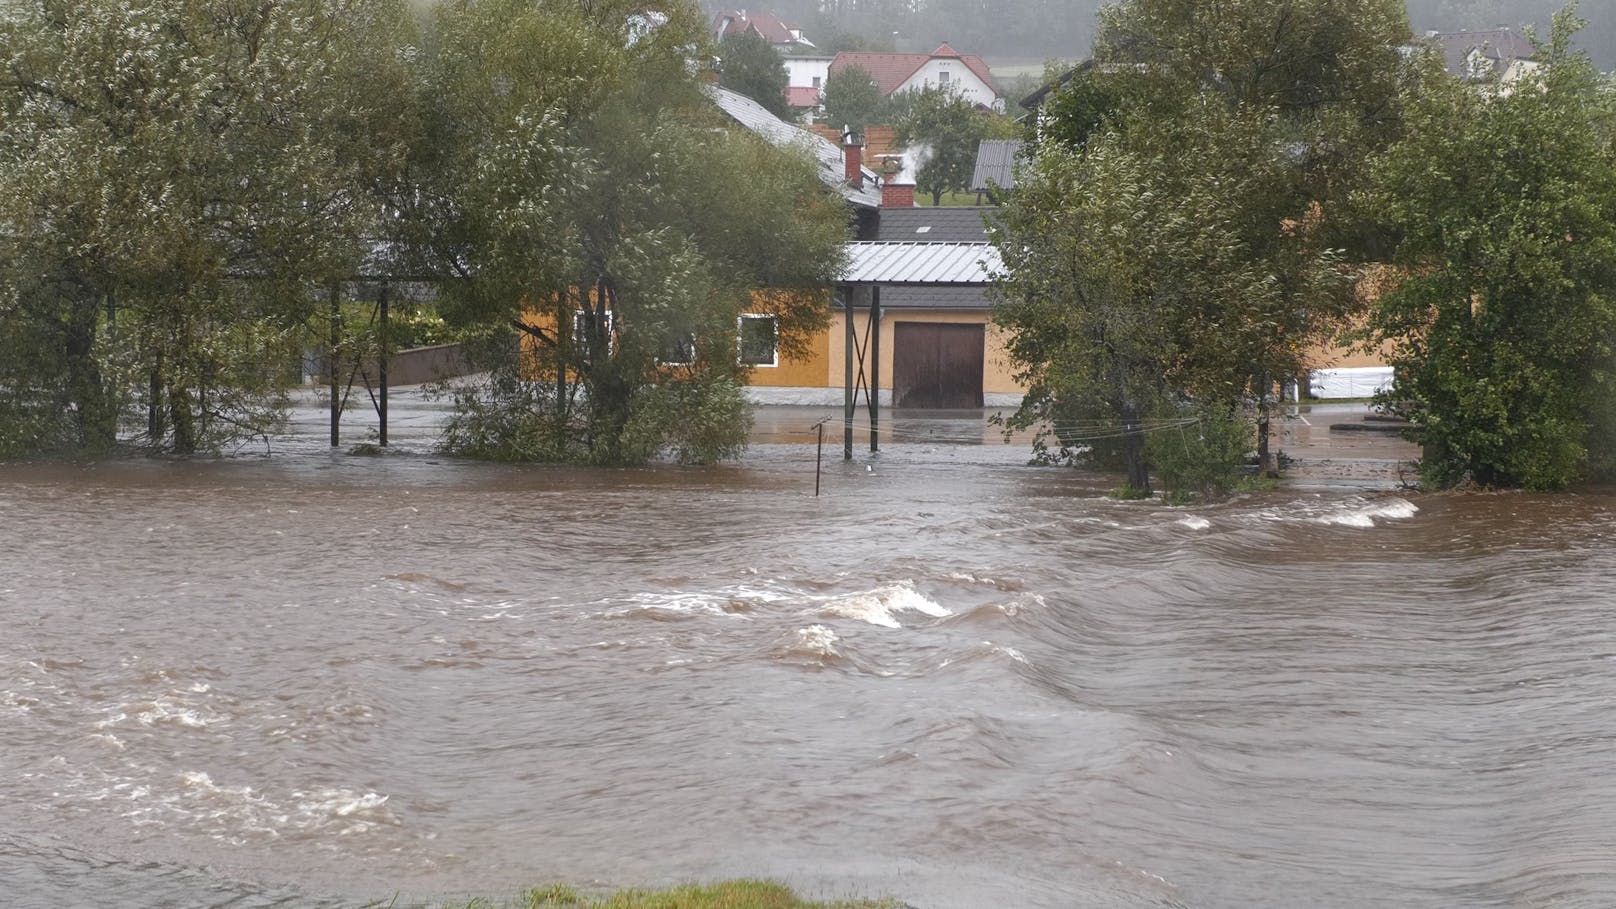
[3,430,1616,909]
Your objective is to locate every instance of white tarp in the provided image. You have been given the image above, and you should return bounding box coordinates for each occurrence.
[1310,367,1394,400]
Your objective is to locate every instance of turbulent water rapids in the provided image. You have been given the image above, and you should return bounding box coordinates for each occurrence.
[3,440,1616,908]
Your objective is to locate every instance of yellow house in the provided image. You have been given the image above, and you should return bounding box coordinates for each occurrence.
[745,206,1027,409]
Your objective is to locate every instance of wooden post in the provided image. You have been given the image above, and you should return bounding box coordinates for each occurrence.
[869,284,881,453]
[378,282,389,447]
[329,283,341,447]
[844,287,855,461]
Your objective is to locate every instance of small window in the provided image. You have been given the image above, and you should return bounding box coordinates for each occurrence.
[938,70,950,86]
[658,332,697,366]
[812,75,822,89]
[572,310,615,356]
[737,314,778,367]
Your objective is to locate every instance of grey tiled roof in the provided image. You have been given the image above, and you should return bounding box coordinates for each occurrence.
[875,206,997,242]
[970,139,1023,193]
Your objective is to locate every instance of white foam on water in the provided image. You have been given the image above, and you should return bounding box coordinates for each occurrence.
[818,583,952,628]
[1312,498,1419,528]
[784,625,841,659]
[604,586,789,619]
[78,769,401,840]
[991,644,1030,665]
[1177,517,1212,531]
[133,696,216,729]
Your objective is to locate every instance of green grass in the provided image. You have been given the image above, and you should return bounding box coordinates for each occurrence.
[419,880,905,909]
[914,190,984,207]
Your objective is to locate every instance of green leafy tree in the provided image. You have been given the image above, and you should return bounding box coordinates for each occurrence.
[719,30,791,119]
[0,0,416,456]
[822,63,885,132]
[1363,11,1616,490]
[892,85,1018,205]
[1029,63,1123,151]
[994,0,1408,493]
[420,0,847,466]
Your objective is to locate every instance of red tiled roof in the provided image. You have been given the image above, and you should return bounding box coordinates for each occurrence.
[713,10,806,48]
[829,47,997,97]
[786,86,821,108]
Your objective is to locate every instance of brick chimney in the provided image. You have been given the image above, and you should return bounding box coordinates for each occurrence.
[842,129,864,188]
[880,156,914,208]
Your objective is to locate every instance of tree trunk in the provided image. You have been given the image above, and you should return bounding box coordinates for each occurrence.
[1121,400,1151,495]
[147,354,165,445]
[1257,373,1278,476]
[170,384,196,456]
[65,307,115,452]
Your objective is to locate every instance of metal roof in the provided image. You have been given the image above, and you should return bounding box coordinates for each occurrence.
[705,85,882,209]
[970,139,1023,193]
[842,241,1000,286]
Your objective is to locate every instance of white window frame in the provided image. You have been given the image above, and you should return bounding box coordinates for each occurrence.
[737,313,779,368]
[572,309,615,356]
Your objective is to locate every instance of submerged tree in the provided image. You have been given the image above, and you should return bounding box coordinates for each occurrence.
[0,0,416,456]
[994,0,1409,496]
[419,0,846,465]
[1363,10,1616,490]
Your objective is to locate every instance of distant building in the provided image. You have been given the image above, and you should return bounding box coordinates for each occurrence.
[712,10,815,53]
[830,44,1003,111]
[783,54,834,111]
[1423,27,1539,82]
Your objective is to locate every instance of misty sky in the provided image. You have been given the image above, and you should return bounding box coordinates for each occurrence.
[702,1,1614,68]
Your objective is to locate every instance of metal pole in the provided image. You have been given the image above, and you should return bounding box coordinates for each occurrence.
[870,284,881,453]
[815,421,825,496]
[378,283,389,447]
[844,287,854,461]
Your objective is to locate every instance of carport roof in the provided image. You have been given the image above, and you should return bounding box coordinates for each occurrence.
[842,241,1000,286]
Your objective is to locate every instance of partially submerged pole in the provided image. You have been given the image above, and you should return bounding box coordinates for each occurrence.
[844,287,855,461]
[815,420,826,496]
[869,285,881,453]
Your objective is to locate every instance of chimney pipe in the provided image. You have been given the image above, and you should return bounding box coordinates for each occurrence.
[842,128,865,188]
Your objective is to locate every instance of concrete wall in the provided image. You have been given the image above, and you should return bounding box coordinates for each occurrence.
[333,343,471,387]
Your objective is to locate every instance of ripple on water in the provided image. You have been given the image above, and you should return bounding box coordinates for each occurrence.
[3,465,1616,909]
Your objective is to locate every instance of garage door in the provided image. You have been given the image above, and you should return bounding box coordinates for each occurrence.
[892,322,985,409]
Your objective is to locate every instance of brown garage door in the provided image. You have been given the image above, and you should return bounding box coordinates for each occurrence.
[892,322,985,409]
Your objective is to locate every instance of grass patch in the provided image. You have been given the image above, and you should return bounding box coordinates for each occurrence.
[420,880,905,909]
[914,190,983,207]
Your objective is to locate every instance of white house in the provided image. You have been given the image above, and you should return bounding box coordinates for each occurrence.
[829,44,1002,111]
[784,54,833,95]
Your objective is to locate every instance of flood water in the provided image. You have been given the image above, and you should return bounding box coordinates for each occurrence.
[4,432,1616,908]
